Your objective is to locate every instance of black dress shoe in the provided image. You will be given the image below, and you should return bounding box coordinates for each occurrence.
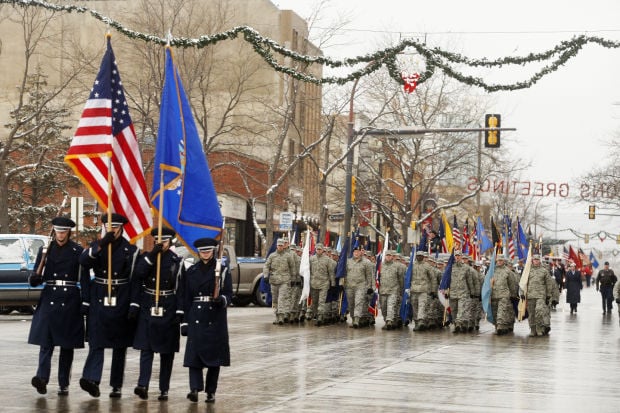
[79,378,100,398]
[57,386,69,396]
[109,387,122,398]
[31,376,47,395]
[187,390,199,402]
[158,391,168,401]
[206,393,216,403]
[134,385,148,400]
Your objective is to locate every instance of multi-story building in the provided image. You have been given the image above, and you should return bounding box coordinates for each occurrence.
[0,0,323,256]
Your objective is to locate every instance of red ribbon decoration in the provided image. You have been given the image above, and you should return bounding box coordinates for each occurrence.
[401,72,420,93]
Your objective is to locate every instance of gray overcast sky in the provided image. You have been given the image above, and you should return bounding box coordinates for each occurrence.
[276,0,620,258]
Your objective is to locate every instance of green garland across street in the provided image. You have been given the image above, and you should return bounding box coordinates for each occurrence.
[3,0,620,91]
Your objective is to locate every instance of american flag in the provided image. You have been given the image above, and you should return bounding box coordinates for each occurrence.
[471,223,479,261]
[506,216,515,260]
[452,215,461,253]
[65,37,151,242]
[462,219,471,256]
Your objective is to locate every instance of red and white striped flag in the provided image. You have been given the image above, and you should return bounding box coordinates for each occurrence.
[452,215,461,252]
[65,36,151,242]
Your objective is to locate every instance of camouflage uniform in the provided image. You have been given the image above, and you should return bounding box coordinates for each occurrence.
[263,242,297,324]
[288,246,303,322]
[471,261,485,330]
[379,252,405,329]
[308,245,336,325]
[327,251,341,323]
[491,258,518,334]
[425,257,444,329]
[345,250,374,328]
[409,252,437,331]
[449,255,476,333]
[524,257,556,336]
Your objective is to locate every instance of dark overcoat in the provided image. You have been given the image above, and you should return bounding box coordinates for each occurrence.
[28,240,84,348]
[182,258,232,368]
[565,270,582,304]
[132,250,184,353]
[79,237,139,348]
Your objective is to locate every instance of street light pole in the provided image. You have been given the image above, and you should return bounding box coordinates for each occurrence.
[477,127,482,212]
[343,76,362,254]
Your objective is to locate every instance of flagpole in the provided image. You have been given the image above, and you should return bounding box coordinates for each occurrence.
[213,217,226,299]
[106,156,113,306]
[153,168,165,315]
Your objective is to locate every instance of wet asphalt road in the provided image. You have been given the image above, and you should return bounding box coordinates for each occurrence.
[2,285,620,413]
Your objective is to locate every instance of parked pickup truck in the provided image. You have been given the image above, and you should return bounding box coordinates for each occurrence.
[177,245,267,307]
[0,234,49,314]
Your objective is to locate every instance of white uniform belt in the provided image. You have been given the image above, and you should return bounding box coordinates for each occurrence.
[94,277,129,285]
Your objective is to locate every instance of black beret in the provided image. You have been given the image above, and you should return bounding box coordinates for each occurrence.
[101,213,129,225]
[605,261,610,265]
[194,237,219,250]
[353,245,364,251]
[150,227,176,239]
[52,216,75,229]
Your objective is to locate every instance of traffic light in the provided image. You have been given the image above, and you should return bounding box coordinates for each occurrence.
[588,205,596,219]
[484,114,501,148]
[351,176,356,203]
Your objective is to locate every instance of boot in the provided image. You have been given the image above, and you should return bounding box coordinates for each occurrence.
[529,328,537,337]
[31,376,47,395]
[134,386,148,400]
[277,314,284,325]
[109,387,122,398]
[352,317,360,328]
[386,320,393,330]
[187,390,199,403]
[79,378,100,398]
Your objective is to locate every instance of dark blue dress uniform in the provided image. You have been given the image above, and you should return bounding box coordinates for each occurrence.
[28,220,83,396]
[131,241,184,401]
[78,214,139,398]
[181,238,232,403]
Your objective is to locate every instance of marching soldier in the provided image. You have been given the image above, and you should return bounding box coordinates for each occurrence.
[379,251,405,330]
[523,254,555,337]
[181,237,232,404]
[469,257,486,331]
[327,248,342,324]
[131,227,184,401]
[490,256,519,335]
[449,252,476,333]
[345,246,374,328]
[428,256,446,329]
[28,217,84,396]
[409,251,437,331]
[288,243,303,323]
[308,243,336,326]
[263,238,296,324]
[79,213,140,398]
[463,255,483,331]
